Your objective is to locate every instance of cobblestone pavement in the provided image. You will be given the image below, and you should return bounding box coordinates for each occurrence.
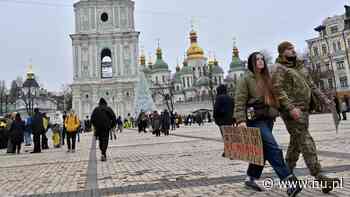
[0,113,350,196]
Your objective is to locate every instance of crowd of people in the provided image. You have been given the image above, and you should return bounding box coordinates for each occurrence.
[2,41,350,196]
[0,108,84,154]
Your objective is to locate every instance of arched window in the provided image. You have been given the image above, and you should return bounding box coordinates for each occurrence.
[101,48,113,78]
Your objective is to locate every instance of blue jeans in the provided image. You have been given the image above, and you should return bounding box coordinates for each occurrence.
[246,120,291,180]
[24,131,32,145]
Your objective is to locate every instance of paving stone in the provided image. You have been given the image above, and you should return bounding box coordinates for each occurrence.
[1,113,350,196]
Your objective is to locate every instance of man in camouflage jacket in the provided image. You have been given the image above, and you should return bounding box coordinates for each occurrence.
[272,41,339,192]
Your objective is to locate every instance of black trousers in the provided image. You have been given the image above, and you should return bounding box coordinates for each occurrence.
[155,129,161,136]
[67,132,77,150]
[61,129,66,145]
[99,136,109,156]
[342,112,347,120]
[33,134,41,153]
[42,133,49,149]
[14,143,21,153]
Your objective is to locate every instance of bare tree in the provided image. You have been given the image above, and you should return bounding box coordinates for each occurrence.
[61,84,72,111]
[152,82,175,113]
[0,81,7,115]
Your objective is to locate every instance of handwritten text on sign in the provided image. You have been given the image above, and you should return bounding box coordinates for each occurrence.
[221,126,264,166]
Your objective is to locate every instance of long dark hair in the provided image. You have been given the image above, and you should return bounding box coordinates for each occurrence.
[15,113,22,122]
[247,52,279,108]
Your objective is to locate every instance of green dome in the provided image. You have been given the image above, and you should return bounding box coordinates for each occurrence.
[212,61,224,74]
[152,59,169,70]
[230,57,244,70]
[152,47,169,70]
[180,60,193,75]
[230,47,245,71]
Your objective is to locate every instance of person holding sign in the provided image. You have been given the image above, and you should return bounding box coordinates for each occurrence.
[235,52,302,196]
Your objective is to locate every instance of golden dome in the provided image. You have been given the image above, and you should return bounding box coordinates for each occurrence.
[140,51,146,66]
[186,30,205,60]
[208,58,215,66]
[27,64,35,80]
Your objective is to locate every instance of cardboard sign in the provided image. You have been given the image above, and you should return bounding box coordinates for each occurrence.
[221,126,264,166]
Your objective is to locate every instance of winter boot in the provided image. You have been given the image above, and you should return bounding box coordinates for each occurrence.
[283,174,302,197]
[315,174,341,194]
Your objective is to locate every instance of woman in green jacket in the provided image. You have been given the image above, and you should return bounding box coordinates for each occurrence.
[234,52,301,197]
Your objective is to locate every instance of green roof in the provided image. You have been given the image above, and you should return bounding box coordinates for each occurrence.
[180,60,193,75]
[230,56,244,70]
[152,59,169,70]
[195,76,210,86]
[152,48,169,70]
[212,65,224,74]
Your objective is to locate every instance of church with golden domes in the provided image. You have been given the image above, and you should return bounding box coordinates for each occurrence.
[139,27,246,113]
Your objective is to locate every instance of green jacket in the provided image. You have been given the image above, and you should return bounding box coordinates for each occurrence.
[234,70,267,123]
[272,56,328,113]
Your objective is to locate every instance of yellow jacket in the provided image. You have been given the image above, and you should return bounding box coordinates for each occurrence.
[65,114,80,132]
[43,117,49,130]
[52,132,60,146]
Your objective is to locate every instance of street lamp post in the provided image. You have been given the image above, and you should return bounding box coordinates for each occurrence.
[208,62,215,110]
[22,66,39,115]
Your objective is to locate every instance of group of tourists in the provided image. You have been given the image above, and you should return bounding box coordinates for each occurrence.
[0,108,83,154]
[213,41,343,197]
[136,110,181,135]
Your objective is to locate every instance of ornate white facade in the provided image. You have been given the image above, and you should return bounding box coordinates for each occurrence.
[70,0,139,119]
[306,8,350,100]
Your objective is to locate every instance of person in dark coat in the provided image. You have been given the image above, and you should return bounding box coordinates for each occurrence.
[151,111,161,136]
[213,84,235,158]
[213,84,235,136]
[170,112,176,130]
[31,108,45,153]
[333,96,341,120]
[62,111,67,145]
[161,109,171,136]
[116,116,123,133]
[137,111,147,133]
[84,116,91,133]
[91,98,117,161]
[8,113,25,154]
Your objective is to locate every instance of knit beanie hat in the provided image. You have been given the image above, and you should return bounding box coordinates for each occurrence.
[278,41,293,55]
[99,98,107,106]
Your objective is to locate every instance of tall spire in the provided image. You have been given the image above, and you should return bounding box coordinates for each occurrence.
[156,38,162,60]
[147,52,153,68]
[187,18,205,60]
[176,58,181,72]
[232,37,239,58]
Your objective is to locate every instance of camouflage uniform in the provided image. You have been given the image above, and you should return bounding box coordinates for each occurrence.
[272,56,329,177]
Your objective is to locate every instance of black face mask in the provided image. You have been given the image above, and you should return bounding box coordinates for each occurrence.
[286,56,297,62]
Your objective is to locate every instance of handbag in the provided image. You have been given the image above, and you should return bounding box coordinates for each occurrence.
[246,98,276,121]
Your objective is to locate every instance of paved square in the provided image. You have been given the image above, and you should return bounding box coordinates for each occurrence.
[1,113,350,196]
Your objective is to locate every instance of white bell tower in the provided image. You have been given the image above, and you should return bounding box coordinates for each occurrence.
[70,0,139,119]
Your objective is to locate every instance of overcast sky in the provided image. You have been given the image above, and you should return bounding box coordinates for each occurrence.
[0,0,348,91]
